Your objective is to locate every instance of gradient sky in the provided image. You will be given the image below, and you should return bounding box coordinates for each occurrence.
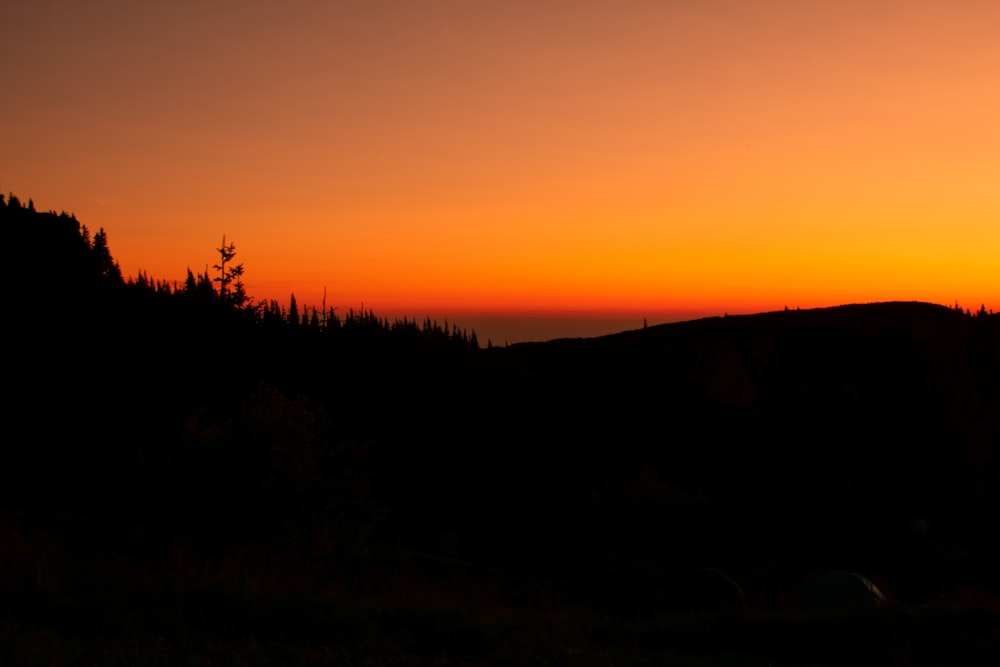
[4,1,1000,342]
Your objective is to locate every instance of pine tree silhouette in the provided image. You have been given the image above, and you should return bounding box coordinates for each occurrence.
[212,235,247,306]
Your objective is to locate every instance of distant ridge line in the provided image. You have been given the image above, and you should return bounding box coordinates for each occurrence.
[504,300,971,348]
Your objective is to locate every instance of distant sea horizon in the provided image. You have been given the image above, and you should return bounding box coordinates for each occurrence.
[432,313,721,347]
[432,301,958,345]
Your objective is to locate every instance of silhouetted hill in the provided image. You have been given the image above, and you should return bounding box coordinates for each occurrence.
[476,299,999,517]
[426,300,1000,604]
[5,193,1000,617]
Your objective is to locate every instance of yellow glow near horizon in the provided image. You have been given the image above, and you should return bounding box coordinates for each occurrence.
[4,1,1000,337]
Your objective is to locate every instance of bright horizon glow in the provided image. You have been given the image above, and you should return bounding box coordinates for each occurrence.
[4,1,1000,343]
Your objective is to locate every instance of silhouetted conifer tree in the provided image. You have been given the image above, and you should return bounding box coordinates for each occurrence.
[212,235,248,306]
[92,228,123,282]
[184,268,198,293]
[288,293,299,326]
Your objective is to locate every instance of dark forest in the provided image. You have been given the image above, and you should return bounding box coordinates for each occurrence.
[4,193,1000,665]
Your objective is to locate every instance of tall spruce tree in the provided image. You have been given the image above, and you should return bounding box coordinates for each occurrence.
[212,235,247,306]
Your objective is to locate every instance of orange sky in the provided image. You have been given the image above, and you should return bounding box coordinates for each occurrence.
[4,1,1000,342]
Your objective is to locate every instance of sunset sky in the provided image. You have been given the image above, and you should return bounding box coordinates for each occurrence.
[4,1,1000,342]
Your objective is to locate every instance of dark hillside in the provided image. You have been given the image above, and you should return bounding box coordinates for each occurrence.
[491,300,994,514]
[4,194,1000,664]
[449,302,1000,604]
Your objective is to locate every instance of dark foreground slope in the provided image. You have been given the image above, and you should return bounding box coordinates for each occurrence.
[4,196,1000,664]
[388,301,1000,605]
[484,300,997,521]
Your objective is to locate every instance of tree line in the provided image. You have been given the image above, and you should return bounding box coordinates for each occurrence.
[6,191,1000,612]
